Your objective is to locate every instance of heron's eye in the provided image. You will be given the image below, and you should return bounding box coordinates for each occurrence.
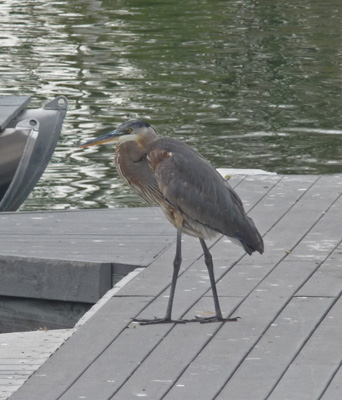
[126,128,132,134]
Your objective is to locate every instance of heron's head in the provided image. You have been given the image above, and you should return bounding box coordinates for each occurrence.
[80,119,158,149]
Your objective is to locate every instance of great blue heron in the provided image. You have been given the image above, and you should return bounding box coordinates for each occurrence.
[81,120,264,324]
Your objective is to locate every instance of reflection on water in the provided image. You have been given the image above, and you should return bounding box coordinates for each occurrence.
[1,0,342,210]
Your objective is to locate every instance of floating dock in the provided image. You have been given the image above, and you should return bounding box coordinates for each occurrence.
[1,174,341,400]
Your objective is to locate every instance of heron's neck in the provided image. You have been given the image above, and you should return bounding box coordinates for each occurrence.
[115,140,145,163]
[136,133,159,150]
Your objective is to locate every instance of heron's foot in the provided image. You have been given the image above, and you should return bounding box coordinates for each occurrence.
[188,315,241,323]
[132,317,186,325]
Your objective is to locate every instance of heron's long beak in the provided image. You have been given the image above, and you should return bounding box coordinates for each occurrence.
[80,130,121,148]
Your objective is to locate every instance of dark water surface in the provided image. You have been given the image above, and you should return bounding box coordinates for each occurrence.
[1,0,342,210]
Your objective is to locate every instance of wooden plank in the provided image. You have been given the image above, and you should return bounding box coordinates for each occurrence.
[0,330,72,359]
[0,366,37,372]
[7,175,342,400]
[215,174,319,297]
[112,258,328,400]
[9,296,152,400]
[215,297,334,400]
[268,295,342,400]
[0,234,173,265]
[57,296,239,400]
[111,297,241,400]
[320,365,342,400]
[0,208,175,266]
[0,329,72,400]
[247,175,341,264]
[246,174,319,233]
[7,175,275,399]
[296,242,342,297]
[0,208,174,236]
[74,268,144,329]
[286,191,342,263]
[0,272,142,399]
[0,235,175,267]
[99,174,340,396]
[231,174,281,214]
[0,387,22,400]
[160,260,319,400]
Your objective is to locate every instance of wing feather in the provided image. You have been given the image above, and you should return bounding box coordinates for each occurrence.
[148,138,263,253]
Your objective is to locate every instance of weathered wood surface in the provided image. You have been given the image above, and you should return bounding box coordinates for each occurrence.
[5,174,342,400]
[0,207,175,264]
[0,270,141,399]
[0,208,175,303]
[0,329,73,400]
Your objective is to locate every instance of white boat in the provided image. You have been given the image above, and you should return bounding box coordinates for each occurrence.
[0,95,67,211]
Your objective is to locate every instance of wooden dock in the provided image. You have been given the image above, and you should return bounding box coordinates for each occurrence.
[1,174,342,400]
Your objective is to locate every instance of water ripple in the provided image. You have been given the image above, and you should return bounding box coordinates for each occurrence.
[1,0,342,210]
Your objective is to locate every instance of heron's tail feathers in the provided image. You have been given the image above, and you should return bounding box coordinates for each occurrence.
[241,240,264,255]
[234,216,264,255]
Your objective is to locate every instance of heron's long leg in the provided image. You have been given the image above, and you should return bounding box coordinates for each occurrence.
[165,227,182,320]
[132,234,239,325]
[196,239,240,323]
[132,228,185,325]
[199,238,223,320]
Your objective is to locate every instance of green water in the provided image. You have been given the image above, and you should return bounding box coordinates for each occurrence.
[1,0,342,210]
